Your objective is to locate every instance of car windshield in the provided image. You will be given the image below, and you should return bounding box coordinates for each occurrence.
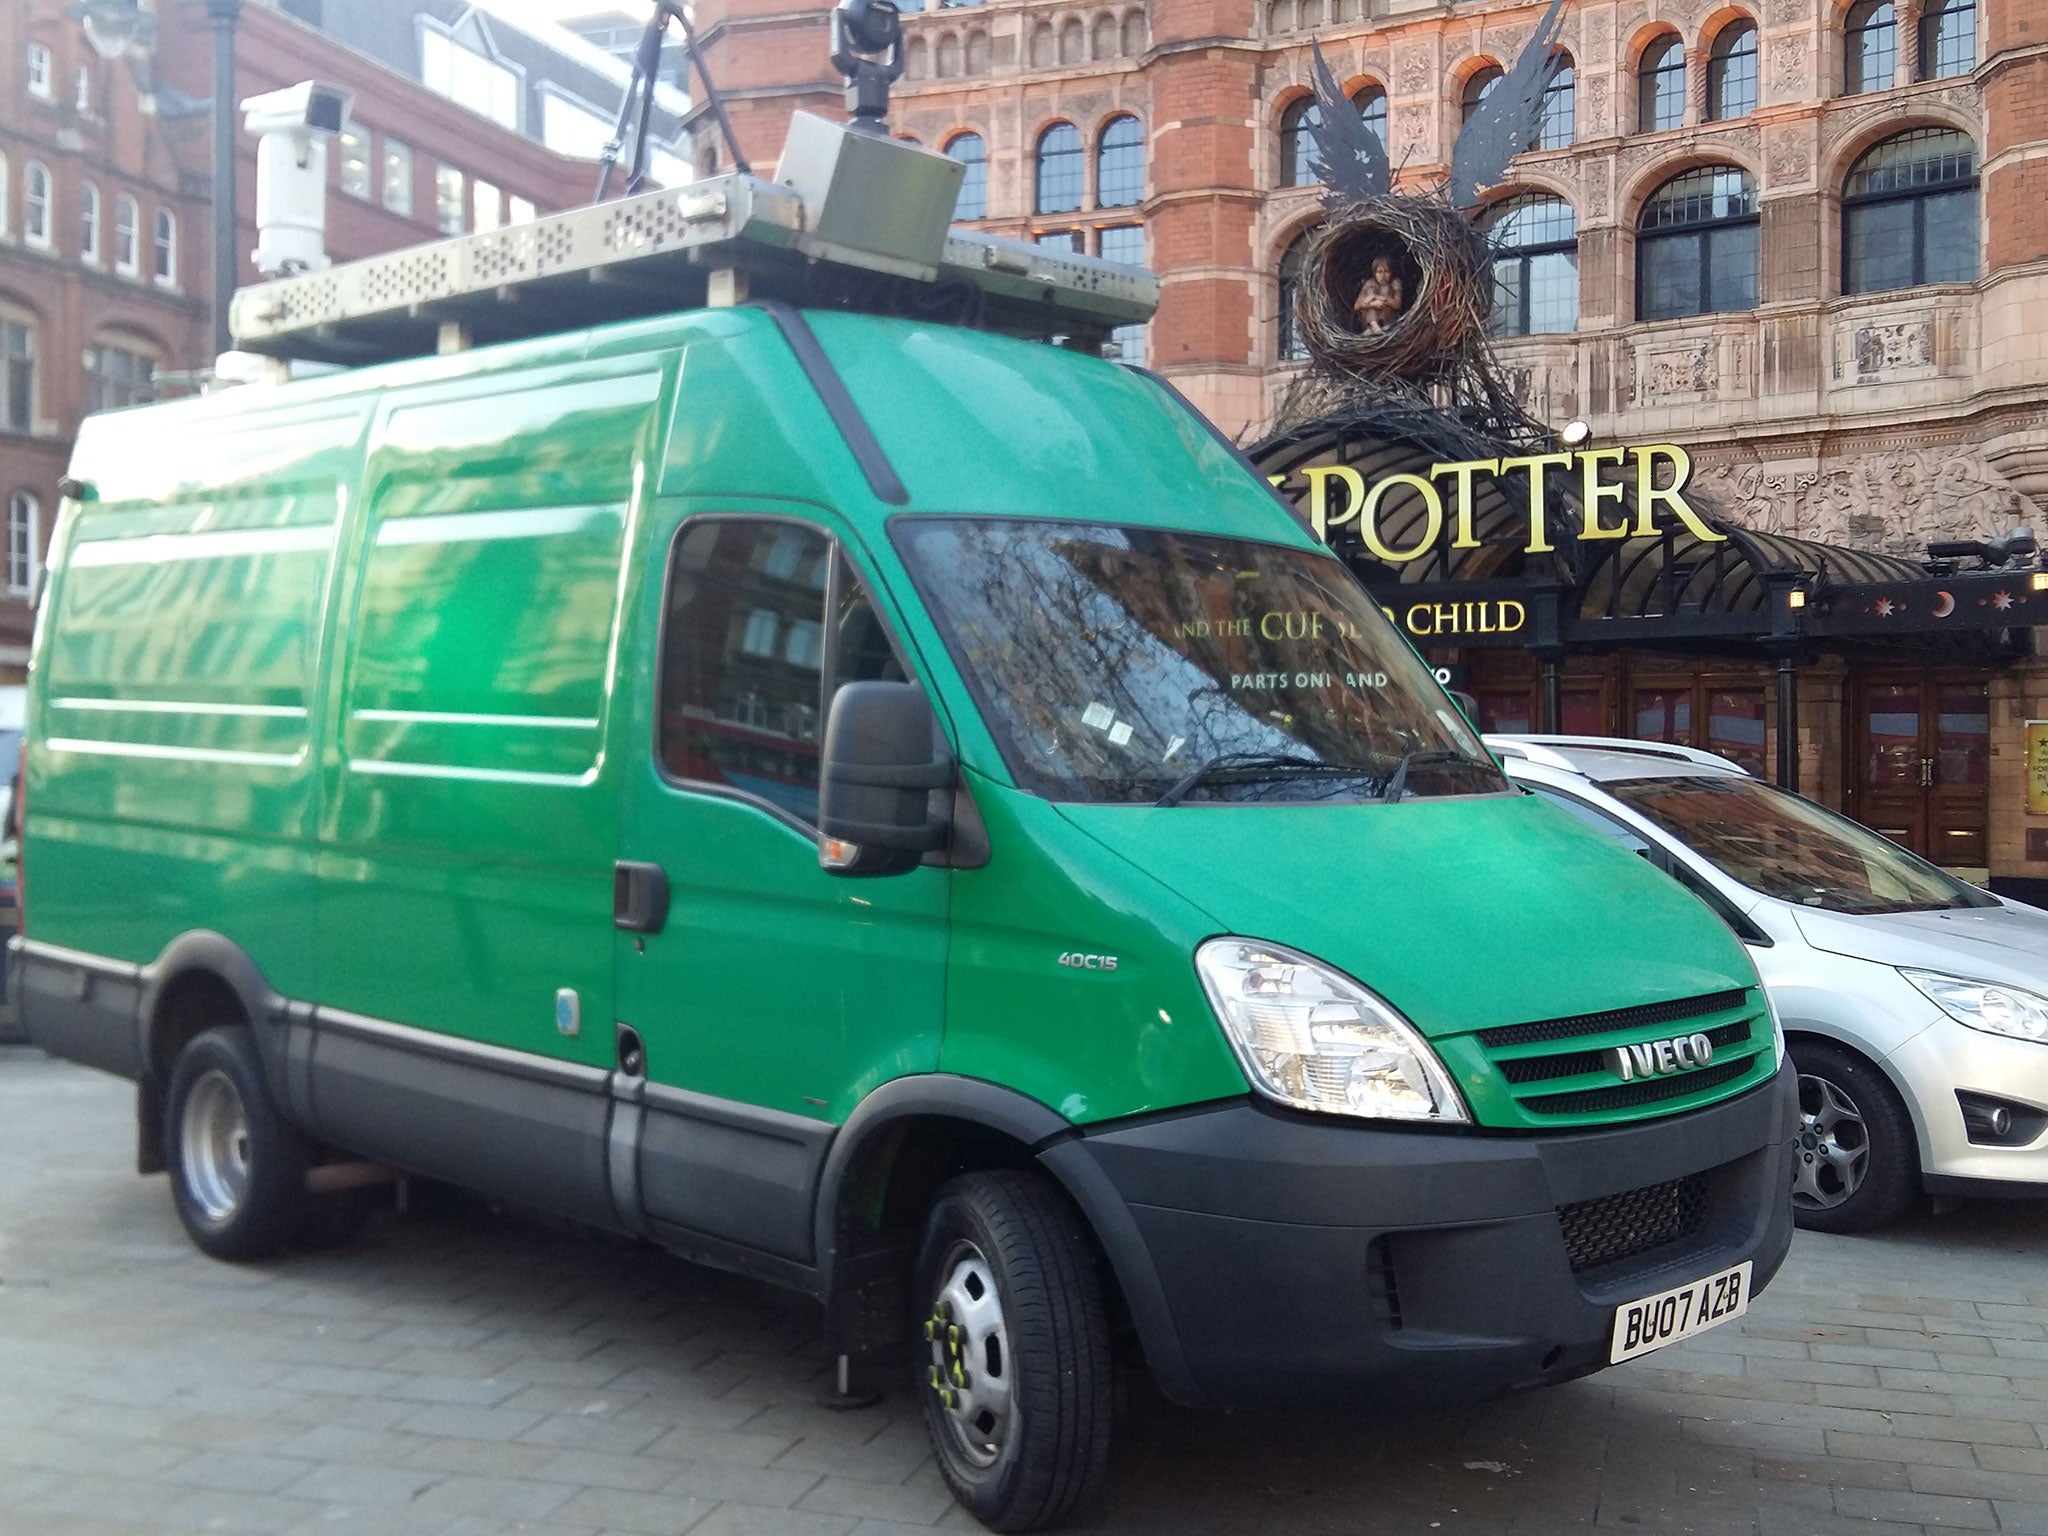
[1605,773,1993,913]
[891,519,1504,804]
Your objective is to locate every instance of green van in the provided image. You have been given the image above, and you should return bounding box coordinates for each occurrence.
[18,131,1795,1532]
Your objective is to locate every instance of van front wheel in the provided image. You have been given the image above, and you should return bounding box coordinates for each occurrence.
[165,1027,311,1261]
[913,1170,1110,1532]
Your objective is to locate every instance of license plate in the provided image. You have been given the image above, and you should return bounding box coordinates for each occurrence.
[1609,1261,1751,1364]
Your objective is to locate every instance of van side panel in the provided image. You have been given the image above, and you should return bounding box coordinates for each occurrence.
[304,363,666,1216]
[28,404,370,1009]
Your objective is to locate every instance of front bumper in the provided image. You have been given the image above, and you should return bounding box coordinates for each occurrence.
[1042,1057,1798,1410]
[1887,1021,2048,1194]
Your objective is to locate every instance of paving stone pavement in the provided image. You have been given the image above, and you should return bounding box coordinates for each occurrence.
[2,1047,2046,1536]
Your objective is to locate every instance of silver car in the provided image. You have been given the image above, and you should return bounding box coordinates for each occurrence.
[1488,734,2048,1233]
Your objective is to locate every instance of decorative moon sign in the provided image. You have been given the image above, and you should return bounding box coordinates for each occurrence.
[1933,590,1956,618]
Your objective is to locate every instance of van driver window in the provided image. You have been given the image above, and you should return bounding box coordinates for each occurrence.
[659,519,907,825]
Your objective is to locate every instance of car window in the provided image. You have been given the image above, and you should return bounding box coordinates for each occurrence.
[1525,782,1653,854]
[658,519,908,826]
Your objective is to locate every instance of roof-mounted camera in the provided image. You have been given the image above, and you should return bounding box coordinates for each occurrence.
[830,0,904,135]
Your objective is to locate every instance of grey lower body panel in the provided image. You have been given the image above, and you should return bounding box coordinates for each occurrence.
[637,1082,833,1263]
[13,939,145,1080]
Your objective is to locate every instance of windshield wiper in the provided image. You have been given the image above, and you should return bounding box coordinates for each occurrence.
[1382,748,1480,803]
[1156,752,1380,808]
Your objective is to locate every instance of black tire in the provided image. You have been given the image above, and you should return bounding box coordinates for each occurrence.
[163,1026,311,1261]
[1789,1039,1920,1234]
[913,1170,1112,1532]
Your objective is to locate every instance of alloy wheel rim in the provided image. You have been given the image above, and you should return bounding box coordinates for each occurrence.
[181,1068,252,1225]
[1792,1072,1869,1209]
[923,1239,1014,1470]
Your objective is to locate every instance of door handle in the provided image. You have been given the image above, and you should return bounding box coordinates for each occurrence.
[1920,757,1934,789]
[614,861,670,934]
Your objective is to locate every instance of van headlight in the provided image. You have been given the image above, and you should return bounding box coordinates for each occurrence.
[1902,970,2048,1044]
[1195,938,1468,1123]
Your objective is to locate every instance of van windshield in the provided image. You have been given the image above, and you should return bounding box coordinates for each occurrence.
[892,519,1503,804]
[1605,773,1995,914]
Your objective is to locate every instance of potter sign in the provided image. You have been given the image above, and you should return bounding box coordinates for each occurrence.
[1270,444,1727,559]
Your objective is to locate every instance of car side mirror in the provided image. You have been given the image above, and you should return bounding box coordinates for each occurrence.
[818,681,952,877]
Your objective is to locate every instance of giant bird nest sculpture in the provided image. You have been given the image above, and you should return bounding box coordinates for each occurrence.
[1287,0,1565,421]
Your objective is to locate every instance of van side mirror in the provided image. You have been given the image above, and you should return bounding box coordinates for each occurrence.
[818,681,951,877]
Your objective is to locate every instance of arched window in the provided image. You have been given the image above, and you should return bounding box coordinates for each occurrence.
[113,193,138,274]
[6,491,37,598]
[1280,88,1384,189]
[80,182,101,264]
[935,32,961,77]
[1485,195,1578,335]
[1035,122,1083,214]
[1637,164,1759,321]
[1279,97,1319,187]
[1537,53,1575,150]
[1,309,34,434]
[1462,66,1503,124]
[946,132,987,221]
[1097,115,1143,208]
[1844,2,1896,94]
[153,209,177,287]
[1708,22,1759,120]
[1918,0,1974,80]
[87,335,159,411]
[1278,229,1315,362]
[23,161,51,248]
[1639,35,1686,132]
[1843,128,1978,294]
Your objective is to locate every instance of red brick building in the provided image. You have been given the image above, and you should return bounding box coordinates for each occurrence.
[686,0,2048,885]
[0,0,662,678]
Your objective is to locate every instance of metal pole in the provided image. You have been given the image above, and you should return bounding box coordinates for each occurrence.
[1539,654,1563,735]
[207,0,242,358]
[1776,652,1799,791]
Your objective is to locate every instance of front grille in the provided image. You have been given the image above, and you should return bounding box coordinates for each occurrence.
[1522,1057,1749,1116]
[1559,1174,1709,1273]
[1479,989,1746,1050]
[1498,1021,1755,1086]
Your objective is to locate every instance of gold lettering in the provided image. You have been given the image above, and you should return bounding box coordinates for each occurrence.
[1405,603,1434,636]
[1498,452,1572,555]
[1259,611,1284,640]
[1430,458,1499,550]
[1360,472,1444,563]
[1632,444,1725,542]
[1432,602,1460,633]
[1577,446,1630,540]
[1302,465,1365,542]
[1499,599,1526,633]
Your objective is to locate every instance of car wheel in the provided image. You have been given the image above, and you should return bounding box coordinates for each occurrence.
[164,1026,312,1261]
[1788,1039,1919,1234]
[913,1170,1111,1532]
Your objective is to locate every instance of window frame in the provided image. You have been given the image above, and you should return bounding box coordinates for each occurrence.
[26,42,53,100]
[86,336,159,413]
[1635,165,1761,322]
[23,161,52,250]
[152,208,176,288]
[112,192,138,274]
[1843,0,1897,94]
[1096,113,1144,209]
[1841,128,1980,295]
[1484,194,1580,337]
[338,119,373,200]
[1034,121,1084,214]
[945,131,988,220]
[6,489,38,598]
[1638,34,1686,133]
[1278,227,1315,362]
[1461,65,1504,125]
[1917,0,1974,81]
[80,181,100,265]
[1536,53,1575,150]
[0,312,36,435]
[1707,20,1759,121]
[651,513,924,839]
[382,141,415,215]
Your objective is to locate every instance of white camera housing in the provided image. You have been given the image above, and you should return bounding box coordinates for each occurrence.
[242,81,352,279]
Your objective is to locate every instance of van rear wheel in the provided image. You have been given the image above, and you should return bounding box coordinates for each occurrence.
[165,1027,311,1261]
[913,1170,1111,1532]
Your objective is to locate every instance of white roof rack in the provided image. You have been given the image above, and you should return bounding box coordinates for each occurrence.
[231,119,1158,368]
[1486,734,1747,774]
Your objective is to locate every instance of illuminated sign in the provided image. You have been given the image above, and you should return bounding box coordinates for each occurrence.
[1270,444,1726,559]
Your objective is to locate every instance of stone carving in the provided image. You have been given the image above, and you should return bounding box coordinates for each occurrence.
[1771,36,1806,94]
[1692,450,2045,557]
[1769,0,1811,23]
[1767,132,1810,183]
[1586,163,1610,218]
[1635,339,1717,403]
[1396,46,1432,95]
[1584,11,1611,55]
[1587,75,1609,136]
[1831,318,1935,382]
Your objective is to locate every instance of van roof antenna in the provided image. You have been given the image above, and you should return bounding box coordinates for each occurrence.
[595,1,750,200]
